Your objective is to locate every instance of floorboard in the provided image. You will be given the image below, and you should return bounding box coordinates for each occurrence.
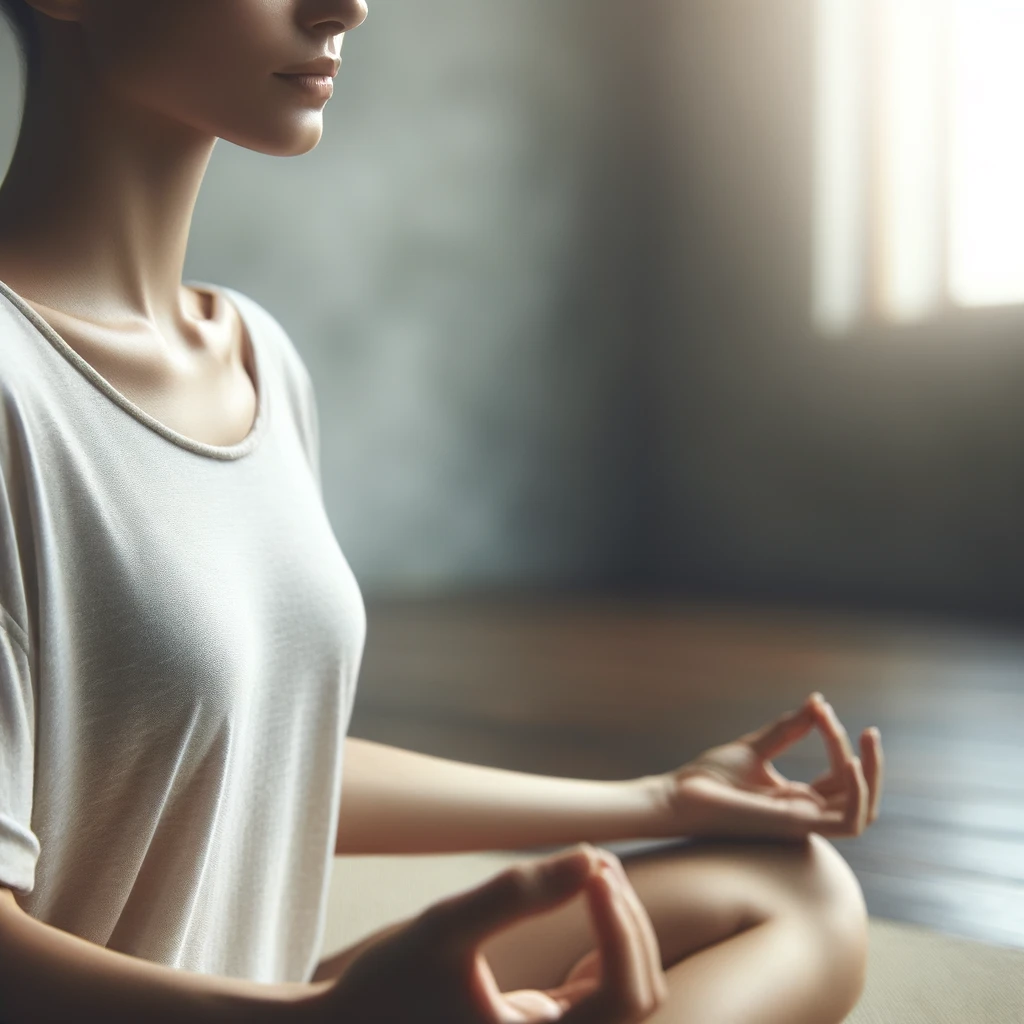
[347,594,1024,950]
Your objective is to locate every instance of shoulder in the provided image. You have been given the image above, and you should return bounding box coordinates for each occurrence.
[0,286,48,416]
[204,282,315,392]
[0,284,40,370]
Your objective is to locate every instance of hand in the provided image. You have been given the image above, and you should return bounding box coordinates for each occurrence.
[306,843,669,1024]
[652,692,884,842]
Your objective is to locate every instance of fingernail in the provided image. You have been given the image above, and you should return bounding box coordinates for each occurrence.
[810,692,824,704]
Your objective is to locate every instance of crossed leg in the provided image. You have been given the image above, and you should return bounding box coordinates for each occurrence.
[312,833,869,1023]
[478,833,869,1024]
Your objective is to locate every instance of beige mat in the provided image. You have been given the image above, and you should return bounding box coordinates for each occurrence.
[321,849,1024,1023]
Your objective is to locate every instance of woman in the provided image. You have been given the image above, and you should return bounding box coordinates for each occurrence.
[0,2,884,1021]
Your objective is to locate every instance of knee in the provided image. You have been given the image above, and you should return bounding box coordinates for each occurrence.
[803,834,868,932]
[739,834,869,1017]
[743,833,867,926]
[800,834,870,1015]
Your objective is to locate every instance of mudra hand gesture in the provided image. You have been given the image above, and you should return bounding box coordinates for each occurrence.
[309,844,668,1024]
[652,692,885,842]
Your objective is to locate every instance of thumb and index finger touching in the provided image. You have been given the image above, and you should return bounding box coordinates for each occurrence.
[418,843,599,956]
[745,692,860,781]
[741,692,878,834]
[744,693,825,760]
[418,843,666,1010]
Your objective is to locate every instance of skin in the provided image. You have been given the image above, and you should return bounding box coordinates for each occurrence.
[0,0,368,445]
[314,694,882,1023]
[0,5,883,1020]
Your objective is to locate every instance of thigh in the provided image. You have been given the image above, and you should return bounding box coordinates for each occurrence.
[478,833,863,994]
[313,839,760,987]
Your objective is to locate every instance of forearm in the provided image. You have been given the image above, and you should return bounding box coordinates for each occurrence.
[0,902,328,1024]
[335,737,673,855]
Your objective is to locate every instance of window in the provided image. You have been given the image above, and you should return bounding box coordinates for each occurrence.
[813,0,1024,334]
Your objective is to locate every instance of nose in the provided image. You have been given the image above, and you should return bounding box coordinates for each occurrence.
[329,0,369,34]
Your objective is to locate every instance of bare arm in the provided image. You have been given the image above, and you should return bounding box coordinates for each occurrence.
[335,737,669,855]
[0,888,329,1024]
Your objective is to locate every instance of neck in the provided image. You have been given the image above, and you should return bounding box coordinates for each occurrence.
[0,30,217,335]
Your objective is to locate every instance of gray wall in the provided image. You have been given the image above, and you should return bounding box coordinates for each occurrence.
[4,2,1024,620]
[645,0,1024,620]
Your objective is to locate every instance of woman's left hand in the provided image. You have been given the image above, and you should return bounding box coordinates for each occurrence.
[649,692,884,842]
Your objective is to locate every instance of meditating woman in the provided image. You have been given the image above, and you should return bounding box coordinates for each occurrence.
[0,2,884,1022]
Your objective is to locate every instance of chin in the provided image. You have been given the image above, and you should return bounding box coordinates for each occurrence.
[222,124,324,158]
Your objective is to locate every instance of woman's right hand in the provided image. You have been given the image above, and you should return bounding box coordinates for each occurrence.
[305,842,669,1024]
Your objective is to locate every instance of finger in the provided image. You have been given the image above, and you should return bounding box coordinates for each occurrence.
[744,701,819,760]
[816,729,884,813]
[842,756,869,835]
[809,770,846,798]
[542,976,603,1015]
[809,698,856,788]
[546,975,601,1000]
[862,728,884,824]
[561,948,601,987]
[502,988,567,1020]
[592,852,653,1009]
[806,809,861,837]
[600,852,667,1005]
[585,862,649,1011]
[763,764,830,808]
[811,760,868,838]
[423,844,596,954]
[823,790,847,811]
[780,780,831,809]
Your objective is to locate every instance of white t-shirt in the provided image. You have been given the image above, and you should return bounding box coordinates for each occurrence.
[0,278,366,985]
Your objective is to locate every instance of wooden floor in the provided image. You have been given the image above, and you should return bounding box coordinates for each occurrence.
[347,594,1024,951]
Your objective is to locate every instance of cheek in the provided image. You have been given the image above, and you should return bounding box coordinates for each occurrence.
[83,0,280,123]
[81,0,323,155]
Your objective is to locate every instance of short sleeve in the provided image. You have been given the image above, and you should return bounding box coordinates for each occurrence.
[0,388,40,893]
[0,606,38,893]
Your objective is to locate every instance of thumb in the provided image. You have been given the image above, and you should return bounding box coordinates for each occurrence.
[426,843,598,955]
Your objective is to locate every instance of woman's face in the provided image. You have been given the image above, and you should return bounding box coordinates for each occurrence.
[34,0,369,156]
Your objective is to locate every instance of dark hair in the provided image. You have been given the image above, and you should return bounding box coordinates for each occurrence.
[0,0,41,83]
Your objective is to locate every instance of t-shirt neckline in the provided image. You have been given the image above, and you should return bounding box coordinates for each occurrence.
[0,277,269,462]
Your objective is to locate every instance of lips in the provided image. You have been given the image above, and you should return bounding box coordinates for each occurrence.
[276,57,341,77]
[274,73,335,98]
[277,73,333,86]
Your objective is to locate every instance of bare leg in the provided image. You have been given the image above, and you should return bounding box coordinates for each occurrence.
[313,833,869,1023]
[478,833,869,1024]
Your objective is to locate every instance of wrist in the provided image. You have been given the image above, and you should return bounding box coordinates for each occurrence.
[630,772,680,839]
[278,979,333,1024]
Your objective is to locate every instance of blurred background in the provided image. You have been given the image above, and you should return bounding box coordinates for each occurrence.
[2,0,1023,952]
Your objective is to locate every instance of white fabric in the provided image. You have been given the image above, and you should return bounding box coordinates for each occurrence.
[0,278,366,984]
